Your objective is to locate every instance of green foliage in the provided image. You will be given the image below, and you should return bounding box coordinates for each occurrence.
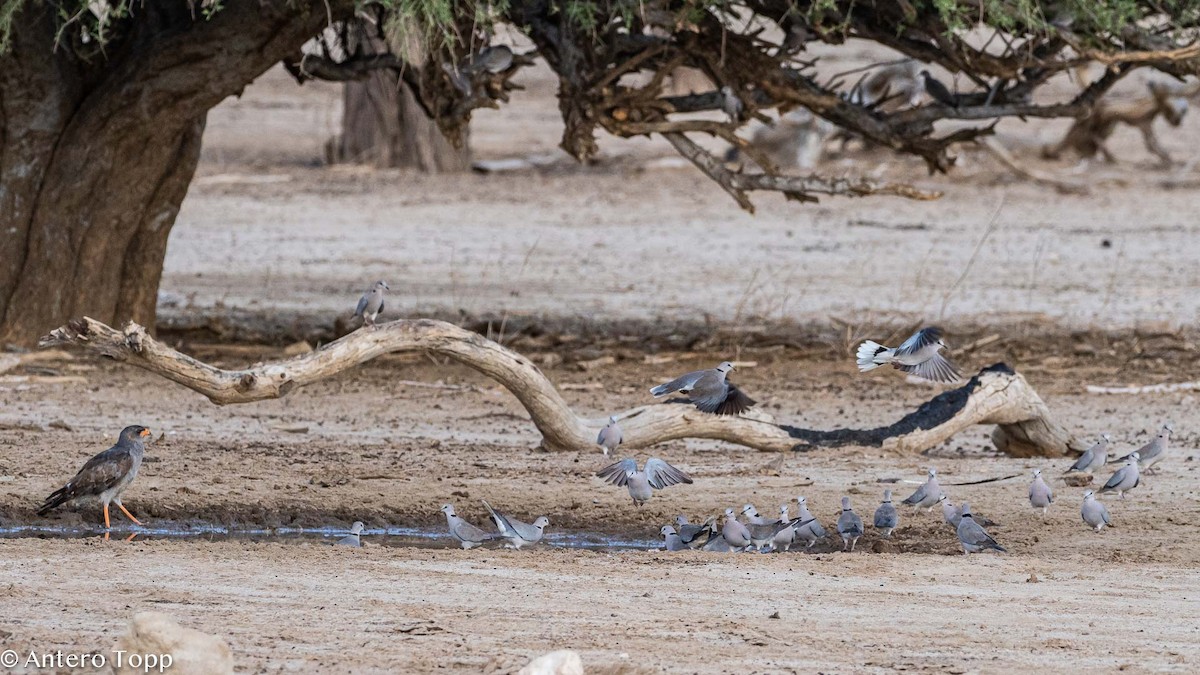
[0,0,23,51]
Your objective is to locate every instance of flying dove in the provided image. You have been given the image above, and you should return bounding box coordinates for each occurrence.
[873,489,898,538]
[1117,423,1173,473]
[956,502,1006,555]
[441,504,496,549]
[901,468,942,511]
[720,85,744,123]
[793,496,827,548]
[772,505,797,552]
[660,525,688,552]
[354,280,388,327]
[38,425,151,530]
[596,416,623,456]
[676,515,717,549]
[741,504,767,525]
[837,497,864,552]
[938,494,961,528]
[596,457,692,507]
[464,45,514,74]
[1081,490,1111,532]
[857,327,960,384]
[335,521,364,547]
[1098,453,1140,499]
[482,500,549,549]
[1028,469,1054,518]
[721,508,752,551]
[1065,434,1112,474]
[649,361,756,415]
[920,70,959,108]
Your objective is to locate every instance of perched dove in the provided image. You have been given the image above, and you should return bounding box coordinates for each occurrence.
[721,508,752,550]
[596,457,692,507]
[38,425,151,530]
[676,515,717,549]
[335,521,364,547]
[873,489,898,538]
[720,85,744,123]
[440,504,496,549]
[482,500,549,549]
[901,468,942,512]
[596,416,623,456]
[837,497,864,552]
[1081,490,1111,532]
[938,494,961,528]
[956,502,1006,555]
[1065,434,1112,474]
[793,496,827,548]
[649,361,756,415]
[1029,469,1054,518]
[660,525,688,552]
[741,504,767,525]
[464,45,514,74]
[1117,424,1172,473]
[772,505,797,552]
[857,327,960,384]
[354,280,389,327]
[920,70,959,107]
[1098,453,1140,500]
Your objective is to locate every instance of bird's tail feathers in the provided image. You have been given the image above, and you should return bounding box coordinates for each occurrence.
[649,383,672,397]
[37,486,72,516]
[856,340,891,371]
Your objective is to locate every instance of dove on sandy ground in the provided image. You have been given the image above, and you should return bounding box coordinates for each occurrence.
[38,425,152,531]
[464,45,514,74]
[938,494,961,528]
[721,508,752,551]
[773,505,797,552]
[660,526,688,552]
[354,280,388,327]
[701,529,733,552]
[596,457,692,507]
[482,500,549,549]
[1081,490,1111,532]
[596,416,623,456]
[901,468,942,512]
[649,361,756,415]
[335,522,364,547]
[873,489,898,538]
[1116,423,1173,473]
[1029,469,1054,518]
[676,515,717,549]
[857,327,961,384]
[956,502,1006,555]
[441,504,497,549]
[1099,453,1140,500]
[793,496,827,548]
[1065,434,1112,474]
[920,70,959,108]
[720,85,744,123]
[741,504,767,525]
[837,497,865,552]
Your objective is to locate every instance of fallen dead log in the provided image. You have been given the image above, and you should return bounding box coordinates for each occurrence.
[40,317,1082,457]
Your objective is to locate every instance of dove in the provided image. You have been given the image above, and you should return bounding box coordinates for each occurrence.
[956,502,1006,555]
[481,500,549,549]
[38,425,152,530]
[440,504,496,549]
[873,489,898,538]
[772,505,798,552]
[1029,469,1054,518]
[1098,453,1140,500]
[660,525,688,552]
[354,280,388,327]
[1117,424,1172,473]
[720,85,744,123]
[701,530,733,552]
[1081,491,1111,532]
[676,515,717,549]
[920,70,959,108]
[837,497,864,552]
[649,361,756,415]
[938,494,961,528]
[596,416,623,456]
[464,45,514,74]
[335,521,364,547]
[741,504,767,525]
[901,468,942,512]
[1065,434,1112,474]
[793,496,827,548]
[596,457,692,507]
[857,327,961,384]
[721,508,752,551]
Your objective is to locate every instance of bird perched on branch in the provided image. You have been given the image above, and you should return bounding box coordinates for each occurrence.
[920,69,959,108]
[649,361,756,415]
[39,425,151,530]
[720,85,745,123]
[596,457,692,507]
[857,327,961,384]
[464,45,514,75]
[354,280,389,327]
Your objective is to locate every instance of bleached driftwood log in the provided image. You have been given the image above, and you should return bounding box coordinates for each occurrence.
[40,317,1081,457]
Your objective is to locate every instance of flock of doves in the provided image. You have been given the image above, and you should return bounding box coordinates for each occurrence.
[34,282,1175,556]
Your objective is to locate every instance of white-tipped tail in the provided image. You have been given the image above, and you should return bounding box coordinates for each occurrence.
[856,340,890,371]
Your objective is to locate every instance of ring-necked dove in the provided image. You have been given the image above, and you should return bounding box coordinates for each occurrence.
[873,489,898,538]
[597,416,623,456]
[441,504,496,549]
[1116,423,1172,473]
[793,496,827,548]
[336,521,364,547]
[660,525,688,551]
[920,70,959,108]
[956,502,1006,555]
[701,529,733,552]
[354,280,388,327]
[720,85,744,123]
[938,494,961,528]
[1065,434,1112,474]
[1029,469,1054,518]
[721,508,752,551]
[482,500,549,549]
[901,468,942,512]
[596,457,692,507]
[464,45,514,74]
[1081,490,1111,532]
[837,497,864,552]
[1098,453,1140,499]
[773,505,797,552]
[676,515,717,549]
[38,425,151,530]
[649,361,756,415]
[741,504,767,525]
[857,327,960,384]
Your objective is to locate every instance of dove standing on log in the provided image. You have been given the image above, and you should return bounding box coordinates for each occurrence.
[482,500,549,549]
[1065,434,1111,474]
[649,361,756,415]
[720,85,744,123]
[596,416,623,456]
[464,45,514,74]
[1116,423,1172,473]
[1029,469,1054,519]
[1099,453,1140,500]
[596,457,692,508]
[873,489,898,538]
[837,497,864,552]
[38,425,152,530]
[857,327,961,384]
[901,468,942,512]
[722,508,752,551]
[1081,491,1111,532]
[793,496,826,548]
[956,502,1006,555]
[354,280,388,327]
[335,522,364,547]
[441,504,496,549]
[920,70,959,108]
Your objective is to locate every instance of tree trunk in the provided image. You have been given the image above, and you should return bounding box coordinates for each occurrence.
[328,72,470,171]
